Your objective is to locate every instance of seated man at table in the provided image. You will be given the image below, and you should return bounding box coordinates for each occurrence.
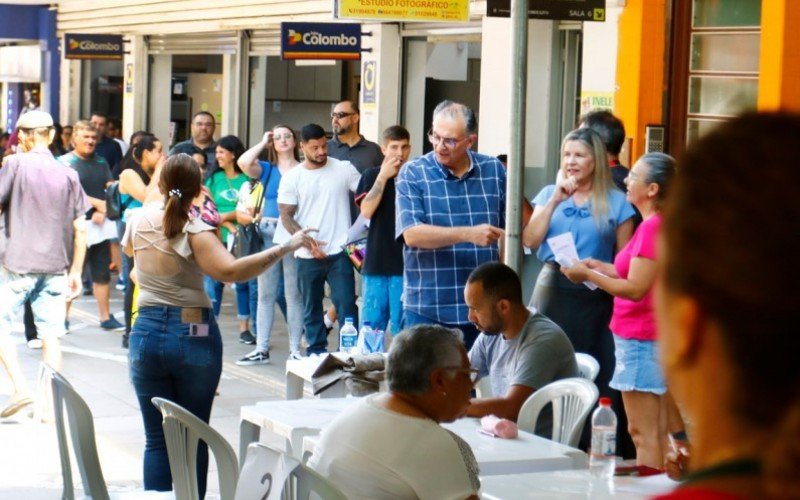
[308,324,480,500]
[465,262,578,435]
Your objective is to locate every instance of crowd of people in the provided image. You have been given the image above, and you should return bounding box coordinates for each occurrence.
[1,100,799,499]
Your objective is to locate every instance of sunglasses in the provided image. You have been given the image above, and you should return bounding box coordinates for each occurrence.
[441,366,481,384]
[272,133,294,141]
[331,112,356,120]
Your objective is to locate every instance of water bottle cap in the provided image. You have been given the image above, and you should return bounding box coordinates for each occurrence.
[344,317,353,323]
[599,397,612,407]
[364,321,371,327]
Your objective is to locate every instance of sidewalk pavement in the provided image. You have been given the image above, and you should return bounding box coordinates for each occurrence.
[0,285,318,499]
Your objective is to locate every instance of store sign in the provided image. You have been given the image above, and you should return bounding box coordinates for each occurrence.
[362,60,377,107]
[280,22,361,60]
[487,0,605,21]
[335,0,469,22]
[65,34,124,60]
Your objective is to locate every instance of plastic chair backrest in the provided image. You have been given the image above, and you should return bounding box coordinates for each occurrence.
[575,353,600,382]
[151,397,239,500]
[474,376,493,398]
[234,442,300,500]
[290,464,348,500]
[517,377,599,448]
[48,366,111,500]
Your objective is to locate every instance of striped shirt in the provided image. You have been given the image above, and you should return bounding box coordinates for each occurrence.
[396,150,506,325]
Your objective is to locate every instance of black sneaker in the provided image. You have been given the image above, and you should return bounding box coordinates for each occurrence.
[236,349,270,366]
[239,330,256,345]
[122,333,129,349]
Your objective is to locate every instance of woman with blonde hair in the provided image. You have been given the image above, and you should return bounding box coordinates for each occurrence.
[124,153,316,495]
[522,127,635,445]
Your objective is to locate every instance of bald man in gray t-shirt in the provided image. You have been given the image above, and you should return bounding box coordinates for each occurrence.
[463,263,578,437]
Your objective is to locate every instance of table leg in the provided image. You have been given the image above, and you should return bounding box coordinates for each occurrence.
[286,371,304,400]
[239,420,261,469]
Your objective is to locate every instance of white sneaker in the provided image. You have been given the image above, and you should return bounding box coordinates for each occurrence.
[288,351,304,360]
[27,339,43,350]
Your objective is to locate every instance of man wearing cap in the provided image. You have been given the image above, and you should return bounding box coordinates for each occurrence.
[0,111,89,418]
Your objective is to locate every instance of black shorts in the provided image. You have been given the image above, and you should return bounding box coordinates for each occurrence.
[86,240,111,284]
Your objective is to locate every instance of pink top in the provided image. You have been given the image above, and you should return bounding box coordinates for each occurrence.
[609,213,661,341]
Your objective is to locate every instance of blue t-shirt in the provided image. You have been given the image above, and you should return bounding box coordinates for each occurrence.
[531,185,635,263]
[258,160,282,219]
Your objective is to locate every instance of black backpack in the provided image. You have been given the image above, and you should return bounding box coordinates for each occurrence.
[105,181,132,221]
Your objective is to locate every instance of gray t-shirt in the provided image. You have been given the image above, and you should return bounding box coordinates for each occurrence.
[469,309,579,436]
[0,148,90,274]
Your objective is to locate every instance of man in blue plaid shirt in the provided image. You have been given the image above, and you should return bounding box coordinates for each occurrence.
[395,100,506,349]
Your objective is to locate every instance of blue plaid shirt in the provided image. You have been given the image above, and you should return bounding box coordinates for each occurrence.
[396,150,506,325]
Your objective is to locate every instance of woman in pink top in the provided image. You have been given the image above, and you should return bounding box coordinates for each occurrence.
[562,152,680,468]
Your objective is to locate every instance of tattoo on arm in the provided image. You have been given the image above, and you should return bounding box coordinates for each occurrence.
[279,203,302,234]
[363,180,385,204]
[261,246,285,268]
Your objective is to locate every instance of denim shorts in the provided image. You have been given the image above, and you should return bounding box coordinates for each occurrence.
[0,268,67,339]
[609,335,667,395]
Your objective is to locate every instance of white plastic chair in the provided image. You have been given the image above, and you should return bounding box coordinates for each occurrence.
[475,376,493,398]
[289,464,348,500]
[151,397,239,500]
[234,442,300,500]
[517,377,599,448]
[575,352,600,382]
[48,365,172,500]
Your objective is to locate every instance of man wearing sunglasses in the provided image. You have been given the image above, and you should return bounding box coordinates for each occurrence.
[327,100,383,173]
[396,100,506,350]
[464,262,578,436]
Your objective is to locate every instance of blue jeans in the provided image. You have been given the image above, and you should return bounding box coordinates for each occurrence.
[361,274,403,335]
[296,253,358,354]
[203,276,258,332]
[129,306,223,495]
[0,268,67,339]
[256,219,300,352]
[403,309,481,351]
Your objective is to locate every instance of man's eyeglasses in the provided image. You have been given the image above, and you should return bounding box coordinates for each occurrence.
[441,366,481,384]
[331,112,355,120]
[428,130,467,150]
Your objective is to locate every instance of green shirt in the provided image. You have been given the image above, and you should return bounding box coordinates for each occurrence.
[205,170,248,242]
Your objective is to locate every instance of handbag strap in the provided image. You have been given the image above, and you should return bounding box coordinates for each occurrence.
[253,163,273,217]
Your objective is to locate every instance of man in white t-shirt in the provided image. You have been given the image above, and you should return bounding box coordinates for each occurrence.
[278,123,361,354]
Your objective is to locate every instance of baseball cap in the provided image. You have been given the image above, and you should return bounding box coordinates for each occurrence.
[15,110,54,130]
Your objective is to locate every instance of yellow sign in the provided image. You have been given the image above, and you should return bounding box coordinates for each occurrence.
[580,91,614,115]
[336,0,469,22]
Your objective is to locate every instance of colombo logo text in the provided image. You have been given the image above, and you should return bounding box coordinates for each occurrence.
[287,30,358,47]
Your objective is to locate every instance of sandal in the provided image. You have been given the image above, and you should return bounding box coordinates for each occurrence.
[0,396,34,418]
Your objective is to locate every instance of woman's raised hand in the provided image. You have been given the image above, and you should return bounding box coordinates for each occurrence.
[552,175,578,204]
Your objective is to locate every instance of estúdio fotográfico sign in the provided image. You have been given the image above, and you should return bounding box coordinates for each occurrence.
[335,0,469,23]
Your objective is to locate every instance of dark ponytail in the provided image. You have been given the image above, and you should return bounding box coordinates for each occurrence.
[160,154,202,239]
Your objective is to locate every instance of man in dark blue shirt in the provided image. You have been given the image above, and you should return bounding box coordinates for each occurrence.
[90,111,123,171]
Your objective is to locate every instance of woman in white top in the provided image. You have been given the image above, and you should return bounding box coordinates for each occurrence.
[308,324,481,500]
[124,153,316,495]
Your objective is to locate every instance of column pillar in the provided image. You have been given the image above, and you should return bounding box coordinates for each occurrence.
[758,0,800,112]
[359,23,401,143]
[122,35,148,141]
[148,54,172,146]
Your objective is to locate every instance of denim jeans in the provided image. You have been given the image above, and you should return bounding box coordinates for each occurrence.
[0,268,67,339]
[203,276,257,332]
[256,219,301,352]
[128,306,223,495]
[402,309,481,351]
[296,253,358,354]
[361,274,403,335]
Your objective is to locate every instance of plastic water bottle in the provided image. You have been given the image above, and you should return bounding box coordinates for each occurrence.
[590,397,617,478]
[357,321,373,354]
[339,317,358,354]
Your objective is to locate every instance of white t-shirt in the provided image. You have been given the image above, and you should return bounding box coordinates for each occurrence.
[307,396,480,500]
[276,157,360,259]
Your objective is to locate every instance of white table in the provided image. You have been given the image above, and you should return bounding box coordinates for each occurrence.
[239,397,357,466]
[285,352,387,399]
[480,470,679,499]
[239,397,586,475]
